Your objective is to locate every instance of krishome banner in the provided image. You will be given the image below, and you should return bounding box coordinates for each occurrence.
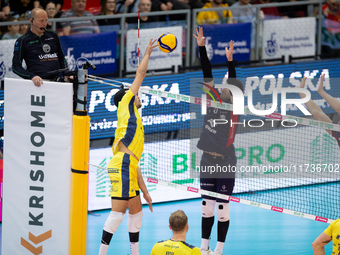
[2,78,73,254]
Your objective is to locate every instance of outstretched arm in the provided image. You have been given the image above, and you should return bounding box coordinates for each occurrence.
[225,40,236,78]
[137,167,153,212]
[299,77,332,134]
[130,39,158,95]
[193,26,214,87]
[317,74,340,114]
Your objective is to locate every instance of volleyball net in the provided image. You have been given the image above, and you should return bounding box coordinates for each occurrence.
[88,75,340,221]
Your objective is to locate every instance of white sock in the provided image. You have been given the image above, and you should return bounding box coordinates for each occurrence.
[200,238,210,250]
[130,242,139,255]
[98,244,109,255]
[215,241,225,253]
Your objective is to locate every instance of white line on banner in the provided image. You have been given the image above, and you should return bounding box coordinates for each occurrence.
[141,87,340,133]
[87,163,334,223]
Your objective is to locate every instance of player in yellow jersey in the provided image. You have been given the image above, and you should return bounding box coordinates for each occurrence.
[98,39,158,255]
[312,218,340,255]
[151,210,201,255]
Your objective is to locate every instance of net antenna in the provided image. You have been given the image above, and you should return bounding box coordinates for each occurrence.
[138,9,140,66]
[137,9,143,118]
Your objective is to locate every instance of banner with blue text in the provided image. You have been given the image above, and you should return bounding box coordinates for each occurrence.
[200,23,252,63]
[60,32,117,75]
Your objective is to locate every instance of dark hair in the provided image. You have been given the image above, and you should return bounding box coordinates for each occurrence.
[6,15,17,22]
[44,1,57,10]
[169,210,188,232]
[100,0,117,15]
[114,88,129,107]
[227,78,244,92]
[18,13,29,21]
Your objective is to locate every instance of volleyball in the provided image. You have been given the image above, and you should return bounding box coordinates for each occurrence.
[158,33,177,53]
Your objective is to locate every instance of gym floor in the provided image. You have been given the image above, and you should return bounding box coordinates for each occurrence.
[85,198,332,255]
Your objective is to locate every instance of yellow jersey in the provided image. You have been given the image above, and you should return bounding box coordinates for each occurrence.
[324,218,340,255]
[150,239,201,255]
[113,89,144,160]
[196,3,232,25]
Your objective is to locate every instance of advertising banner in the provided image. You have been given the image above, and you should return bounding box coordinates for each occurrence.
[89,147,200,211]
[200,23,252,63]
[262,17,316,60]
[126,26,183,72]
[2,78,73,254]
[87,60,340,140]
[60,31,117,75]
[0,39,21,81]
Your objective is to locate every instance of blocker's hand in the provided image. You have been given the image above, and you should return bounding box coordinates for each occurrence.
[299,76,307,89]
[225,40,234,62]
[32,76,43,87]
[193,26,205,47]
[317,73,326,94]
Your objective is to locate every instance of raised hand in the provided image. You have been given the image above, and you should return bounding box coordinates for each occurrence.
[317,73,326,94]
[225,40,234,62]
[193,26,205,47]
[145,38,158,56]
[300,76,307,88]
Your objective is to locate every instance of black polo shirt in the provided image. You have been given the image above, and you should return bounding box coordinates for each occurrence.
[12,29,67,80]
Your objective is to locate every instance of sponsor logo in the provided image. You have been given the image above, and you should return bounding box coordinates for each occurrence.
[315,216,328,223]
[228,196,240,202]
[30,40,39,45]
[187,187,198,193]
[147,178,158,184]
[168,183,177,188]
[271,206,283,212]
[265,112,282,120]
[206,37,214,61]
[38,53,58,60]
[108,168,119,173]
[129,44,142,68]
[250,201,261,207]
[265,33,278,57]
[65,48,76,71]
[42,44,51,53]
[21,230,52,255]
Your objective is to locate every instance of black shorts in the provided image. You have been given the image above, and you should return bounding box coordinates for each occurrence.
[111,190,140,201]
[200,152,236,203]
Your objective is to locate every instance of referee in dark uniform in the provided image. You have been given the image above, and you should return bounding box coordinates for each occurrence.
[193,26,243,255]
[12,8,67,87]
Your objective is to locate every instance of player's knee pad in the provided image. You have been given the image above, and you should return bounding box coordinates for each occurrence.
[103,211,125,234]
[128,210,143,233]
[216,202,230,222]
[202,199,216,218]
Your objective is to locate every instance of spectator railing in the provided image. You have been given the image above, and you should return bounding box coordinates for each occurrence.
[0,0,330,78]
[192,0,325,64]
